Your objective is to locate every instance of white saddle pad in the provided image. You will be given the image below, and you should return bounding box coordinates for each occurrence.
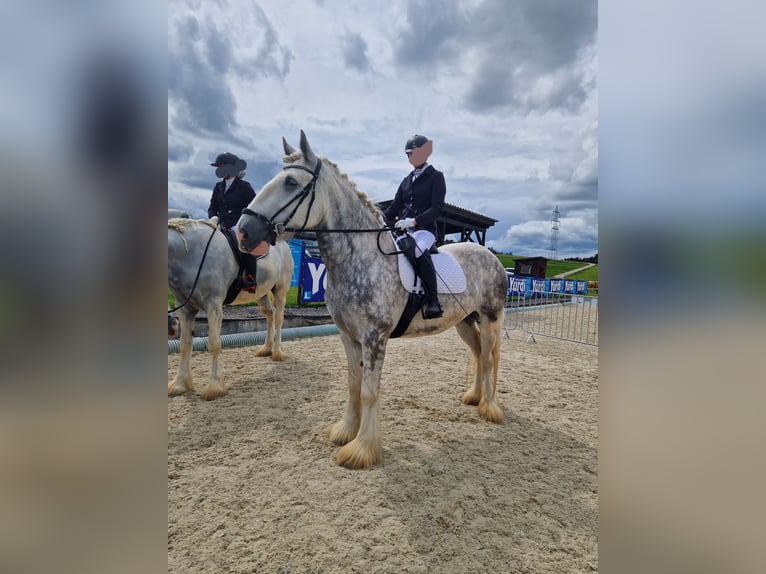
[397,250,467,294]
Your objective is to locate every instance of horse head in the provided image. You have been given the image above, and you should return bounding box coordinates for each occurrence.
[237,130,324,254]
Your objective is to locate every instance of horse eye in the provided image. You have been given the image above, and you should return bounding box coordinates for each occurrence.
[285,176,298,187]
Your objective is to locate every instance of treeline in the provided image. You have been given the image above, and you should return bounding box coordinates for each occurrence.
[565,253,598,264]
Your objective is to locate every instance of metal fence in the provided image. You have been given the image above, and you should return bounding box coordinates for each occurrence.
[503,292,599,346]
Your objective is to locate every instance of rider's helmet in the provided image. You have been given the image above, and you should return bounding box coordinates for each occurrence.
[404,134,429,154]
[210,152,239,167]
[211,152,247,178]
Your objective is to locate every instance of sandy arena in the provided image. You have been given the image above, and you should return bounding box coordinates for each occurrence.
[168,325,598,573]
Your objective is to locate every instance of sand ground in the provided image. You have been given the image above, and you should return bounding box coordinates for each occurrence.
[168,325,598,573]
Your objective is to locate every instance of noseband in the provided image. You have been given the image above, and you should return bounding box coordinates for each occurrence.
[241,158,322,245]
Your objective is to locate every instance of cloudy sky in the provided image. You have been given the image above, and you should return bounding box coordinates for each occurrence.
[168,0,598,258]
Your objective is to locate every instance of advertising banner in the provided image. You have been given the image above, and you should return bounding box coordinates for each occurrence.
[507,274,588,296]
[287,240,303,288]
[299,256,328,303]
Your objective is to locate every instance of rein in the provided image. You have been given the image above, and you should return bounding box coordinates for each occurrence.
[168,223,218,314]
[241,157,403,255]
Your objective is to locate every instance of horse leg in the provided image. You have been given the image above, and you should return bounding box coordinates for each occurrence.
[269,283,288,362]
[254,294,275,358]
[336,333,385,469]
[475,315,504,423]
[329,332,362,447]
[454,319,483,406]
[201,304,228,401]
[168,308,196,396]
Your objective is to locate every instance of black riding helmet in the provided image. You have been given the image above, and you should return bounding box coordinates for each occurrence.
[404,134,429,154]
[211,152,247,178]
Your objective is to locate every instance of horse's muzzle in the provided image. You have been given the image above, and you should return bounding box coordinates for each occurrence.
[237,213,273,252]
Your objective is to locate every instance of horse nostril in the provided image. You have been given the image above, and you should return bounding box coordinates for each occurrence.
[240,229,248,239]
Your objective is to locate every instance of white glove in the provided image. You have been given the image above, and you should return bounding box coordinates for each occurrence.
[395,217,416,229]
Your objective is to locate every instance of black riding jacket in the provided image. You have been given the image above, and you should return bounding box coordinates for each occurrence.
[207,178,256,229]
[383,164,446,236]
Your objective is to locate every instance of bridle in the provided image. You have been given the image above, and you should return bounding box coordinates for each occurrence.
[239,157,403,256]
[240,159,322,245]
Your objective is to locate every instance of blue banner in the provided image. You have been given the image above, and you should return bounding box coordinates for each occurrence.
[507,274,531,294]
[295,264,589,303]
[287,240,303,288]
[507,273,587,296]
[300,256,328,303]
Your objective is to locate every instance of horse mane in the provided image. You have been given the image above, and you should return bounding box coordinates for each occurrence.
[282,152,384,222]
[168,218,217,233]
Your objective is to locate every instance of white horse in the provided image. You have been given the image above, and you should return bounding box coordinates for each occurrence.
[236,131,507,469]
[168,217,293,400]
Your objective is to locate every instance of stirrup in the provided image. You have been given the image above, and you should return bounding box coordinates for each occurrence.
[242,273,257,292]
[422,301,443,319]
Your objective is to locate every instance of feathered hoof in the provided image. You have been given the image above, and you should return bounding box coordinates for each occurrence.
[328,420,358,446]
[461,390,481,406]
[270,349,286,362]
[201,384,228,401]
[336,439,382,470]
[478,400,504,424]
[168,382,190,397]
[254,346,272,358]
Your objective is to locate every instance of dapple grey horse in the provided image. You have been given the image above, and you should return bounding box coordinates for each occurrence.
[236,131,507,469]
[168,217,293,400]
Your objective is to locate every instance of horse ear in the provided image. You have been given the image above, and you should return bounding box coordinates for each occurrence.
[299,130,317,164]
[282,137,296,156]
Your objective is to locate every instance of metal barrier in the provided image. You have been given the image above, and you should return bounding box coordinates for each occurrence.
[504,292,599,346]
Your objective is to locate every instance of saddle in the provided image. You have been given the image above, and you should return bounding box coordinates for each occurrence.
[394,245,467,294]
[220,227,268,304]
[389,235,467,338]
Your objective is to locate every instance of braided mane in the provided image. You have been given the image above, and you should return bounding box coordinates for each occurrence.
[282,153,384,221]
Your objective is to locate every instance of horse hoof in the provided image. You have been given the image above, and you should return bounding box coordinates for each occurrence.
[254,347,272,358]
[461,390,480,406]
[336,439,381,470]
[271,349,286,362]
[328,420,359,446]
[478,400,504,424]
[201,386,228,401]
[168,383,189,397]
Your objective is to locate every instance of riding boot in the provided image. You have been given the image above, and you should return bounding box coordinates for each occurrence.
[415,251,443,319]
[241,253,259,291]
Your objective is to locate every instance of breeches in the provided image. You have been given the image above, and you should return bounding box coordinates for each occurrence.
[410,230,436,257]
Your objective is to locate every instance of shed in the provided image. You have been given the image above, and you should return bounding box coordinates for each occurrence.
[376,200,497,246]
[513,256,548,279]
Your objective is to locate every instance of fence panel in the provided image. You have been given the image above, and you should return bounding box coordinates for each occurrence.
[504,292,599,346]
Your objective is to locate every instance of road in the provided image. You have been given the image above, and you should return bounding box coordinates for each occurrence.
[553,262,596,279]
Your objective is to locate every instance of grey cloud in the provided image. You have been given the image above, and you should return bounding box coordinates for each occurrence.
[168,4,293,140]
[168,15,239,137]
[393,0,465,70]
[232,4,293,81]
[464,0,596,114]
[391,0,596,113]
[341,32,371,72]
[168,140,194,162]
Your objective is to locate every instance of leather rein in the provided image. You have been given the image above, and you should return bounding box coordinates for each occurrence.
[240,158,402,255]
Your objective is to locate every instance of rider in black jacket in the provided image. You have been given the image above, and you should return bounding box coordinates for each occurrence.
[383,134,445,319]
[208,152,256,230]
[208,152,259,290]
